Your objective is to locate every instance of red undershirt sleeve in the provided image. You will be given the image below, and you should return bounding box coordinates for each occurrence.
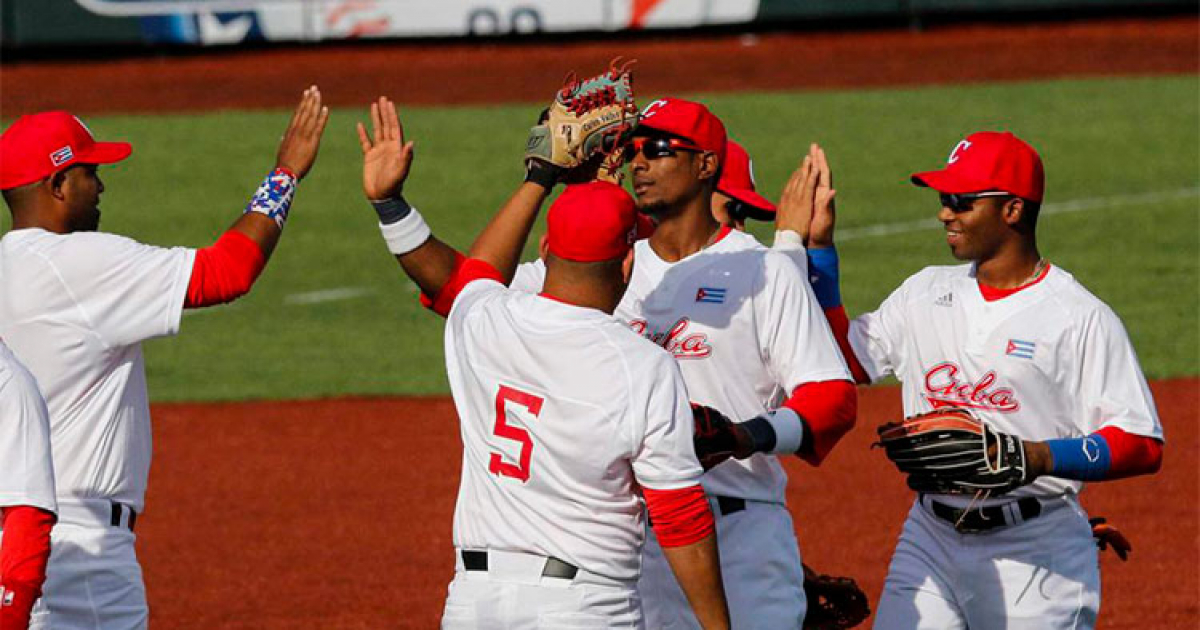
[782,379,858,466]
[823,305,872,385]
[643,484,714,548]
[1,505,55,629]
[1096,425,1164,479]
[184,230,267,308]
[419,256,505,318]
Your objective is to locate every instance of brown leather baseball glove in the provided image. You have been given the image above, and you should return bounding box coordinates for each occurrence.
[876,407,1031,496]
[803,564,870,629]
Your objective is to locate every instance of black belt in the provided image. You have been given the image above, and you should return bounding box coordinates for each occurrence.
[109,502,137,531]
[648,495,744,528]
[927,496,1041,533]
[461,550,579,580]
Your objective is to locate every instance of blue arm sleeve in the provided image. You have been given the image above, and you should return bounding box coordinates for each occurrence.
[1045,433,1112,481]
[806,246,842,308]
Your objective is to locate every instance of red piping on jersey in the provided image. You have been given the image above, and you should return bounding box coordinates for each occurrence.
[0,505,55,629]
[537,292,576,306]
[977,263,1051,302]
[782,379,857,466]
[1096,425,1163,479]
[822,306,872,385]
[420,255,504,317]
[643,484,714,548]
[711,225,733,246]
[184,230,266,308]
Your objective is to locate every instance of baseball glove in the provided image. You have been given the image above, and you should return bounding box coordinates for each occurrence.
[524,58,638,175]
[1090,517,1131,561]
[803,564,870,629]
[690,403,744,471]
[876,407,1030,496]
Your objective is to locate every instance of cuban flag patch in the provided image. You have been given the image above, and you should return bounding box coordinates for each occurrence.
[50,145,74,167]
[1006,339,1036,359]
[695,287,726,304]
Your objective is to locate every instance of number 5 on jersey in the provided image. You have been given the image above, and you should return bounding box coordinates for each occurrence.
[490,385,544,482]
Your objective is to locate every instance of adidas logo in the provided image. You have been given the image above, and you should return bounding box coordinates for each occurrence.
[935,292,954,307]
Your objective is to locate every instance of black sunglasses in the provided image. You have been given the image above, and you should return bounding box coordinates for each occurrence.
[623,136,704,162]
[939,191,1013,212]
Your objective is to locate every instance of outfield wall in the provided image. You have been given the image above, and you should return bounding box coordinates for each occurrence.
[2,0,1192,48]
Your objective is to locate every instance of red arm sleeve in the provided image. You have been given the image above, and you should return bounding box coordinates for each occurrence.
[643,485,714,548]
[1096,426,1164,479]
[1,505,55,629]
[184,230,267,308]
[782,379,857,466]
[419,256,504,318]
[823,305,871,385]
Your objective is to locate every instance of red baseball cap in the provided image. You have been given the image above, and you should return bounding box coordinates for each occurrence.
[717,140,776,218]
[911,131,1044,202]
[637,97,727,164]
[548,181,651,263]
[0,111,132,190]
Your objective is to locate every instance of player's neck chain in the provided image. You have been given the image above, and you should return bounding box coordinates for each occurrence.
[1017,258,1048,289]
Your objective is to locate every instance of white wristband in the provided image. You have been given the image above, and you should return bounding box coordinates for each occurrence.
[763,407,805,455]
[773,229,805,250]
[378,207,432,256]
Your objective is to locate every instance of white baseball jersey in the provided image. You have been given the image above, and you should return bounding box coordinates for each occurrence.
[0,339,56,514]
[849,263,1163,499]
[513,229,851,503]
[0,229,194,513]
[445,276,702,582]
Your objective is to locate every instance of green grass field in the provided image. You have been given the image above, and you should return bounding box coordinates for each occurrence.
[5,75,1195,401]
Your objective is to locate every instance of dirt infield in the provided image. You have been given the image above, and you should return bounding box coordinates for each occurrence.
[4,13,1196,628]
[2,15,1197,115]
[141,379,1197,628]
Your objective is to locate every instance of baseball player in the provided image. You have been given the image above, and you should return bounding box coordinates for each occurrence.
[0,88,328,628]
[511,98,858,629]
[794,133,1164,628]
[0,339,57,630]
[356,97,730,629]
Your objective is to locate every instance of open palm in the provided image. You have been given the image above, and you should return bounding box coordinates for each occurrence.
[357,96,415,200]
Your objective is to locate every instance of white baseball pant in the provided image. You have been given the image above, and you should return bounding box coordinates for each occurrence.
[638,497,807,629]
[29,499,146,630]
[441,549,642,629]
[874,495,1100,629]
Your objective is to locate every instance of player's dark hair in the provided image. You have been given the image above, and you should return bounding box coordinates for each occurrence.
[1018,199,1041,229]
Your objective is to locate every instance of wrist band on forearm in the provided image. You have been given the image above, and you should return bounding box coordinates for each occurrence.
[378,207,431,255]
[773,229,805,250]
[741,407,805,456]
[524,160,563,190]
[807,246,842,308]
[371,196,414,225]
[1047,434,1112,481]
[244,168,297,229]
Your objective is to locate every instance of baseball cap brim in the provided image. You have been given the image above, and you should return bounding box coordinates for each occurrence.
[721,187,777,216]
[911,169,996,194]
[76,141,133,166]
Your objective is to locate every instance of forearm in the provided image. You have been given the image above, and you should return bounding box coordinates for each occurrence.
[734,380,857,466]
[368,195,463,297]
[1028,426,1163,482]
[398,238,462,298]
[807,246,872,385]
[660,532,730,630]
[468,182,550,282]
[235,166,297,257]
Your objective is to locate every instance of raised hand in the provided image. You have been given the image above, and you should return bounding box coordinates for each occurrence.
[357,96,416,200]
[776,150,813,239]
[808,144,837,249]
[275,86,330,179]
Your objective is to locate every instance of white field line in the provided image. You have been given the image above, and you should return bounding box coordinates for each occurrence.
[839,187,1200,241]
[282,287,374,305]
